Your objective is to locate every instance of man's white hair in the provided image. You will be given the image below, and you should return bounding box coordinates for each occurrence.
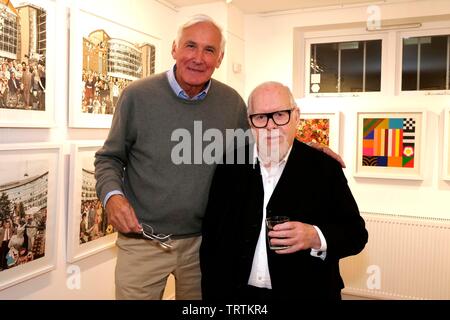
[175,14,226,53]
[247,81,298,114]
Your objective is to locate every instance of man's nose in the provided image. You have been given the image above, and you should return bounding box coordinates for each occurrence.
[266,117,277,130]
[193,50,204,63]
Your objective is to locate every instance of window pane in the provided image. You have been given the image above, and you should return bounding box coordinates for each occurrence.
[340,41,364,92]
[365,40,382,91]
[402,37,418,90]
[420,36,447,90]
[310,43,338,93]
[310,39,381,93]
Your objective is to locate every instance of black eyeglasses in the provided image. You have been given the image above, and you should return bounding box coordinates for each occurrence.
[141,223,173,249]
[249,108,295,128]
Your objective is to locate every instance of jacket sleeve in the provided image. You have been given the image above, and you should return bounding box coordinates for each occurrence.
[94,88,136,204]
[316,161,368,261]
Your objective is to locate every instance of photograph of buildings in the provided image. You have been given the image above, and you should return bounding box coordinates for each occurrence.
[81,25,155,115]
[0,159,48,272]
[0,0,46,111]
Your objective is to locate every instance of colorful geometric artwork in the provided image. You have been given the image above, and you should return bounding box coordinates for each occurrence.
[362,118,415,168]
[296,118,330,146]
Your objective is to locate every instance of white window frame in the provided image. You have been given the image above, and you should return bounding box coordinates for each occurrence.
[397,26,450,96]
[303,31,388,98]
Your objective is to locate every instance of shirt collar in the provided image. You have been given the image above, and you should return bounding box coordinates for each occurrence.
[166,65,211,101]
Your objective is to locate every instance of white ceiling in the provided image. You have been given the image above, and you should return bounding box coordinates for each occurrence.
[165,0,405,14]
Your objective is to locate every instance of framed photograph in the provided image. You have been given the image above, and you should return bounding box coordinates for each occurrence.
[296,111,340,152]
[0,143,61,290]
[0,0,56,128]
[354,110,426,180]
[443,107,450,181]
[68,8,160,128]
[67,141,117,262]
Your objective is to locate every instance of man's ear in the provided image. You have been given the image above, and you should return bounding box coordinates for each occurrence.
[171,41,177,59]
[215,50,225,68]
[293,107,301,125]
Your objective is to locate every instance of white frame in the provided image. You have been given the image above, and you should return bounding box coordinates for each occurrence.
[67,141,117,262]
[397,27,450,96]
[0,0,56,128]
[0,143,61,290]
[354,109,426,180]
[68,8,161,128]
[297,111,340,153]
[304,32,388,98]
[443,107,450,180]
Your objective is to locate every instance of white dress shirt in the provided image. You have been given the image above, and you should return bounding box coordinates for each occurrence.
[248,144,328,289]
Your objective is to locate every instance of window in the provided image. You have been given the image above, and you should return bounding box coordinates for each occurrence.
[402,35,450,91]
[309,39,382,94]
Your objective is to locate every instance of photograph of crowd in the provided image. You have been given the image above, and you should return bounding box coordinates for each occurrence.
[80,28,155,115]
[0,1,46,111]
[79,197,114,244]
[78,155,114,244]
[0,159,48,272]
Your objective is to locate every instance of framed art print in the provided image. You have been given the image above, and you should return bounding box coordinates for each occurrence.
[296,111,340,152]
[69,8,160,128]
[67,141,117,262]
[0,0,56,128]
[443,107,450,181]
[354,110,426,180]
[0,143,61,290]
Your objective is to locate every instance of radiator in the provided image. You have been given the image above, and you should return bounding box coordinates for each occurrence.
[340,212,450,300]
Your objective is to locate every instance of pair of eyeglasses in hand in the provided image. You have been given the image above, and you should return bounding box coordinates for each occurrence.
[140,223,173,249]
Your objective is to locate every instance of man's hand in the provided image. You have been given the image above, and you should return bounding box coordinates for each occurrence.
[105,195,142,233]
[268,221,321,254]
[308,142,346,168]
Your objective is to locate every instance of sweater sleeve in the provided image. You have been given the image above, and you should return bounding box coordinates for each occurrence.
[94,88,136,204]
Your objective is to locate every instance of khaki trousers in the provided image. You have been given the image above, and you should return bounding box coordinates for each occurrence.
[115,233,202,300]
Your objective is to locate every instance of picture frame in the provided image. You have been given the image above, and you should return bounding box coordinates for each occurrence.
[67,141,117,263]
[296,111,340,152]
[68,8,161,128]
[0,0,56,128]
[443,107,450,181]
[354,110,426,180]
[0,143,61,290]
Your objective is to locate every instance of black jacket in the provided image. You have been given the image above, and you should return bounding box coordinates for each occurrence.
[200,139,368,301]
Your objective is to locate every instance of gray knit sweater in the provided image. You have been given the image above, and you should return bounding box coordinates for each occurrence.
[94,72,249,237]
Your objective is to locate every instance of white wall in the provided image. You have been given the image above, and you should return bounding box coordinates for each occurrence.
[244,0,450,220]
